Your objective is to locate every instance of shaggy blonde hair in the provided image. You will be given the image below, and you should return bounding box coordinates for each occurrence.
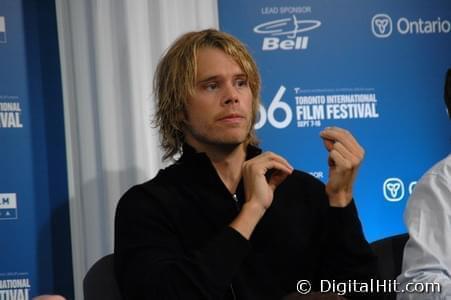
[154,29,261,160]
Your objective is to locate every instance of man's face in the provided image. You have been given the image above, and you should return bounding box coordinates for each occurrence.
[183,47,253,151]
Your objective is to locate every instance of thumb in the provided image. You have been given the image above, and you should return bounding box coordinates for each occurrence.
[268,170,290,191]
[322,138,334,152]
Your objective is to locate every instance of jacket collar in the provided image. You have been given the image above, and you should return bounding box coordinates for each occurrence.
[178,143,262,165]
[172,143,262,229]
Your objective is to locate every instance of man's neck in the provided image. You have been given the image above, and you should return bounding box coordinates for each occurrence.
[188,142,246,194]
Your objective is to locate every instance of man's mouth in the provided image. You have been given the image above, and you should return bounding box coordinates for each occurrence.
[217,114,245,124]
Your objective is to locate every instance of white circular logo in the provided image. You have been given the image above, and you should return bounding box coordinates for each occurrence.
[383,177,405,202]
[372,14,393,38]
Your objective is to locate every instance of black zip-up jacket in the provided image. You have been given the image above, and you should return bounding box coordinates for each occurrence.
[114,144,379,299]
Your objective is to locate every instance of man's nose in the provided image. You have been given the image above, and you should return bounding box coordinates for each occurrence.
[222,84,239,105]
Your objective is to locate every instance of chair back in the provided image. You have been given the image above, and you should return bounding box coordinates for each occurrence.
[370,233,409,300]
[83,254,122,300]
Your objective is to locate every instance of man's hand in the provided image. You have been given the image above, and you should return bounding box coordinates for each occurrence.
[230,152,293,239]
[320,127,364,207]
[242,151,293,211]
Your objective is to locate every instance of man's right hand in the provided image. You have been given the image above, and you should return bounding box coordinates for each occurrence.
[230,152,293,239]
[242,151,293,211]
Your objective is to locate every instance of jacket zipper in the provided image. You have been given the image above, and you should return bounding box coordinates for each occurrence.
[232,194,240,211]
[231,194,239,299]
[230,284,237,300]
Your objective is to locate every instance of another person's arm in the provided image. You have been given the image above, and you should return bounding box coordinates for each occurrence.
[397,163,451,299]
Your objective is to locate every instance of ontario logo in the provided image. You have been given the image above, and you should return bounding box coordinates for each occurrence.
[372,13,451,38]
[372,14,393,38]
[383,178,404,202]
[253,15,321,51]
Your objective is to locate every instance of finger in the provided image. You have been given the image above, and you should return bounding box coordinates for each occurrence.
[320,127,363,157]
[264,159,294,176]
[327,156,335,167]
[261,151,291,166]
[243,155,293,177]
[258,151,293,170]
[320,126,350,137]
[322,137,334,152]
[329,149,352,170]
[320,127,357,147]
[332,142,362,166]
[268,169,290,190]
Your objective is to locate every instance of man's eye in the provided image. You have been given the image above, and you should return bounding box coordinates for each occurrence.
[236,79,248,88]
[205,83,218,91]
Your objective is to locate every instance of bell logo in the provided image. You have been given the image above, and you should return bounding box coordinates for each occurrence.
[254,15,321,51]
[383,178,404,202]
[262,36,309,51]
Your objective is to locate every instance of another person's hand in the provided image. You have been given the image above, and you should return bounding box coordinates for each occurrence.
[33,295,66,300]
[320,127,364,207]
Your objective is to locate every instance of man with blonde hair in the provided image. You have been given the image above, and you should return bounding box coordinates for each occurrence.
[114,29,378,299]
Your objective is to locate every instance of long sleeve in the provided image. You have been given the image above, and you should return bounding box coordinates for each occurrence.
[288,172,379,298]
[114,185,251,300]
[318,201,380,299]
[397,157,451,300]
[324,201,379,281]
[114,156,381,300]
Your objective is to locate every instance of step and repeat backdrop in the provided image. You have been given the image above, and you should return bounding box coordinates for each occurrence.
[0,0,73,298]
[0,0,450,298]
[218,0,451,242]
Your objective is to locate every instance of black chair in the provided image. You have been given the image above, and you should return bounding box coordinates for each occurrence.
[83,254,122,300]
[370,233,409,300]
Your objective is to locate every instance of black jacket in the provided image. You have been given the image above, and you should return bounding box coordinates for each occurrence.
[114,144,379,299]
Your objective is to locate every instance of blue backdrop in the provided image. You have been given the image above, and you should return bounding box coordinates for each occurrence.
[0,0,73,298]
[218,0,451,242]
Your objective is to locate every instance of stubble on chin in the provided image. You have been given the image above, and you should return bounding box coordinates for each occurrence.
[183,121,251,150]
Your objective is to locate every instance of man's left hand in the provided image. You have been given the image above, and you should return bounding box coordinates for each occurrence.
[320,127,364,207]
